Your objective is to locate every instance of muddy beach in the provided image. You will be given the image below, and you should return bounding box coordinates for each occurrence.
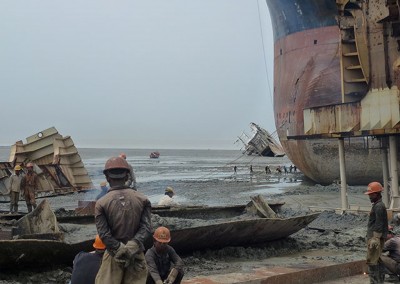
[0,167,373,284]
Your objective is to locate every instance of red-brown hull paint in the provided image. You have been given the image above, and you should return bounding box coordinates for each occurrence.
[273,26,386,185]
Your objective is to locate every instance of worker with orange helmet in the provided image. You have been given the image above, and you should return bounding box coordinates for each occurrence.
[9,165,23,214]
[21,162,39,213]
[365,181,388,283]
[145,226,184,284]
[95,156,151,284]
[70,235,106,284]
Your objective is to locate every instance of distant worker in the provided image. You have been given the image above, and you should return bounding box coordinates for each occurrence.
[145,226,184,284]
[71,235,106,284]
[250,165,253,174]
[365,181,388,283]
[289,165,293,173]
[158,187,178,207]
[381,226,400,281]
[283,166,288,174]
[233,166,237,174]
[95,156,152,284]
[96,181,108,200]
[276,166,282,174]
[265,165,271,174]
[119,153,137,190]
[21,162,39,213]
[9,165,23,214]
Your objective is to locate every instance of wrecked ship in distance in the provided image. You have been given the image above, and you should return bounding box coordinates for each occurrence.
[236,123,285,157]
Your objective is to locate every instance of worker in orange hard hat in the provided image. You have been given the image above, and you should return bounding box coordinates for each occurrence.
[21,162,39,213]
[70,235,106,284]
[9,165,23,214]
[365,181,388,283]
[145,227,184,284]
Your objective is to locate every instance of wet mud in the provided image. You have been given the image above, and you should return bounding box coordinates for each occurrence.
[0,172,372,283]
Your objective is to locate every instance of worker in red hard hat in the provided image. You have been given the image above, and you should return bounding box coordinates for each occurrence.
[95,156,151,284]
[365,181,388,283]
[21,162,39,213]
[70,235,106,284]
[145,227,184,284]
[9,165,23,214]
[119,153,137,190]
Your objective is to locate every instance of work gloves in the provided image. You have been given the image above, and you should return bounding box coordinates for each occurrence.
[163,268,179,284]
[114,240,141,267]
[368,232,382,249]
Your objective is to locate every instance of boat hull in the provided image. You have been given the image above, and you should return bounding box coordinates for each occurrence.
[266,0,399,185]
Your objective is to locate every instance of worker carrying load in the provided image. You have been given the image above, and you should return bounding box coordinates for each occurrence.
[145,226,184,284]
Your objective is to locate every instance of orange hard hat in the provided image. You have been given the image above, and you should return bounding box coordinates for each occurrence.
[103,157,130,178]
[93,235,106,250]
[153,226,171,243]
[364,182,383,195]
[119,153,127,159]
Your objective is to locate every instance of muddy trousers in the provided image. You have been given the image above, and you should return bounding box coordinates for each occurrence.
[24,188,36,213]
[368,263,385,284]
[381,255,400,276]
[367,238,385,284]
[9,191,19,213]
[95,251,147,284]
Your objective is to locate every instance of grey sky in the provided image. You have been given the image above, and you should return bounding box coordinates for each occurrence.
[0,0,274,150]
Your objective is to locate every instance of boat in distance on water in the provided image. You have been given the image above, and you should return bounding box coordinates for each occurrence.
[265,0,400,185]
[150,151,160,158]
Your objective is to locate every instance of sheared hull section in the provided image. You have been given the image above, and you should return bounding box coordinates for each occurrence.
[266,1,398,185]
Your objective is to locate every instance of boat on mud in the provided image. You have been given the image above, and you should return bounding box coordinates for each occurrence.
[0,198,319,268]
[265,1,400,184]
[0,127,94,202]
[236,123,285,157]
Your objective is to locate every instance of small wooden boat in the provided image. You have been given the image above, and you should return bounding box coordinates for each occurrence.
[149,151,160,158]
[0,198,319,268]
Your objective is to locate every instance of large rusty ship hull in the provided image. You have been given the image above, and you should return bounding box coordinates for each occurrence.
[265,1,399,185]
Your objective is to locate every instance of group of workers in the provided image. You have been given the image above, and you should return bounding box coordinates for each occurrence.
[69,154,183,284]
[8,162,39,214]
[13,154,400,283]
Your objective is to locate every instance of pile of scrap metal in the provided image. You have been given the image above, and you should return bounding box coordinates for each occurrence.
[0,127,93,202]
[236,123,285,157]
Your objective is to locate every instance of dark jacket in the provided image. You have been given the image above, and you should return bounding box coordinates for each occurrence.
[95,186,152,253]
[384,236,400,262]
[145,245,184,282]
[71,251,103,284]
[367,199,388,239]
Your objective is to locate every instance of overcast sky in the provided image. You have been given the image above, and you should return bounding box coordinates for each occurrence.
[0,0,274,150]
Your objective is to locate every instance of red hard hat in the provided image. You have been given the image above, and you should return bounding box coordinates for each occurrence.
[153,226,171,243]
[26,162,34,168]
[93,235,106,250]
[364,182,383,195]
[103,157,130,178]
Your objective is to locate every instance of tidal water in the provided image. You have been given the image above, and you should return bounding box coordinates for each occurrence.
[0,147,299,205]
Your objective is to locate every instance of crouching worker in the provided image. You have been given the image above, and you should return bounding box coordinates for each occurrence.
[95,156,152,284]
[145,226,184,284]
[381,226,400,281]
[70,235,106,284]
